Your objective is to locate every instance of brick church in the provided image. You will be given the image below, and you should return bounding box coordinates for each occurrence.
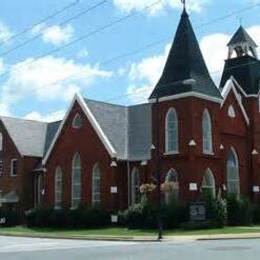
[1,7,260,213]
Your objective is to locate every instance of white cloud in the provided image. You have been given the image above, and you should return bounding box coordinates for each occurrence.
[0,21,12,44]
[77,48,89,59]
[0,55,112,113]
[113,0,210,15]
[126,44,170,103]
[24,109,65,122]
[125,25,260,103]
[200,33,230,83]
[32,23,74,46]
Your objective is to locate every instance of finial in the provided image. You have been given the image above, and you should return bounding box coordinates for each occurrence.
[181,0,186,10]
[238,17,243,26]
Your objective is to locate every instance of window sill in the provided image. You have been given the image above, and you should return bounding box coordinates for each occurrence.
[203,151,214,156]
[164,151,179,156]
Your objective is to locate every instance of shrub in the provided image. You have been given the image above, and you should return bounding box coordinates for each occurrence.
[119,197,189,230]
[226,195,253,226]
[0,208,19,227]
[25,207,110,228]
[252,202,260,224]
[202,193,227,228]
[162,200,189,229]
[119,197,157,229]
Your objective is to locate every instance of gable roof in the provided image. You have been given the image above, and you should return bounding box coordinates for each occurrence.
[0,116,60,157]
[149,9,222,101]
[228,26,257,47]
[43,94,152,163]
[221,78,250,125]
[85,99,152,161]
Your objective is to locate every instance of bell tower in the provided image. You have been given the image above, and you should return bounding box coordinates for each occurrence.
[227,26,258,59]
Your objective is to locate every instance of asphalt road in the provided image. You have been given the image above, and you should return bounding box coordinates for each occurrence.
[0,236,260,260]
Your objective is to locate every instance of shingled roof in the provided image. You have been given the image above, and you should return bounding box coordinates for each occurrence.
[149,8,222,100]
[0,116,60,157]
[85,99,152,161]
[228,26,257,47]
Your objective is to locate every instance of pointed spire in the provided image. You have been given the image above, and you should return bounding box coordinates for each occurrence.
[228,26,257,48]
[149,9,221,100]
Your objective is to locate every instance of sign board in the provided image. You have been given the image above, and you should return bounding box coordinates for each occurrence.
[110,186,118,194]
[111,215,118,223]
[189,183,198,191]
[190,202,206,221]
[0,217,6,225]
[253,186,260,193]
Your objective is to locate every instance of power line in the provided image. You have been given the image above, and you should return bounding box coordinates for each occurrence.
[0,0,163,80]
[18,1,260,96]
[0,0,80,47]
[0,0,108,57]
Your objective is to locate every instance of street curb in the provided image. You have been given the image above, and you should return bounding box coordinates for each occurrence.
[0,233,159,242]
[1,232,260,242]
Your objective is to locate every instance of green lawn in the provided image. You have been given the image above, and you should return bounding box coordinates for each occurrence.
[0,226,260,239]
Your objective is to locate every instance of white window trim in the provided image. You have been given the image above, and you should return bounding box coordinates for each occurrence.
[201,168,216,198]
[72,113,82,129]
[42,94,117,166]
[202,109,213,155]
[54,167,63,210]
[0,132,3,152]
[71,153,81,209]
[10,159,18,177]
[165,107,179,154]
[92,164,101,206]
[227,147,240,195]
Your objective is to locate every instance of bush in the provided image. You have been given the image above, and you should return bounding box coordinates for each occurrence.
[202,193,227,228]
[226,195,253,226]
[252,202,260,224]
[162,200,189,229]
[119,196,189,230]
[25,207,110,228]
[0,208,19,227]
[118,197,157,229]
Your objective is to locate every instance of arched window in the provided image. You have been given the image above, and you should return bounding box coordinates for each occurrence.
[202,109,213,154]
[92,163,101,206]
[202,168,216,198]
[71,153,81,209]
[227,148,240,195]
[0,132,3,151]
[131,168,140,205]
[165,108,179,153]
[72,113,82,129]
[165,169,179,204]
[54,167,63,209]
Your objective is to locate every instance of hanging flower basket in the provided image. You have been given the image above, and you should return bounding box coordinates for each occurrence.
[140,183,156,194]
[161,182,179,193]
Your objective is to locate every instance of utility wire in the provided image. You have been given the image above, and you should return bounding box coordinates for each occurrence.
[0,0,163,80]
[0,0,107,57]
[18,1,260,97]
[0,0,80,47]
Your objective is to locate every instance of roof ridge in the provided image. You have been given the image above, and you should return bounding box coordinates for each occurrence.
[0,115,48,124]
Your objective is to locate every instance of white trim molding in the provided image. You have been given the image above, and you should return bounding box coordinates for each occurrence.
[149,91,223,104]
[221,78,250,126]
[42,94,117,165]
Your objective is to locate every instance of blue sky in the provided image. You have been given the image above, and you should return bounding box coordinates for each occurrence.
[0,0,259,121]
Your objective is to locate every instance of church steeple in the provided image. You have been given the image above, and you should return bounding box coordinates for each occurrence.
[149,8,221,100]
[220,26,260,95]
[227,26,258,59]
